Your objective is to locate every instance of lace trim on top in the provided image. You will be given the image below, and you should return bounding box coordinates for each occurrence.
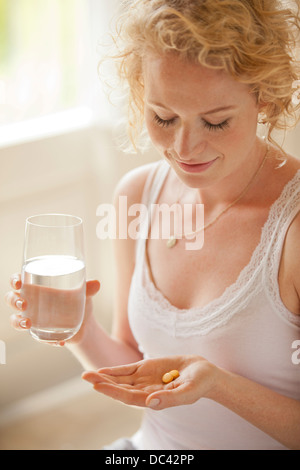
[132,165,300,336]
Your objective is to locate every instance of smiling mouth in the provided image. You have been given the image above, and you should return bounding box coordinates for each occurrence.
[176,157,219,173]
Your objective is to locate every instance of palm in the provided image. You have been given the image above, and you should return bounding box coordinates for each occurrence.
[82,355,214,409]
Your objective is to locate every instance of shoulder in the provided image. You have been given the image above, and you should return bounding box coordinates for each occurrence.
[112,160,162,265]
[113,160,162,206]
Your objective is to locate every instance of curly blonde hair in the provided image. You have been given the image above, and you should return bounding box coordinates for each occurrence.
[110,0,300,150]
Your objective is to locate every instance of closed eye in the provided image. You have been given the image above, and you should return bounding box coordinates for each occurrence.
[153,114,231,132]
[203,119,230,131]
[153,114,176,128]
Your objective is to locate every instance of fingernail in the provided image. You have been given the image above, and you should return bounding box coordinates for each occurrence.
[13,278,21,290]
[19,319,28,328]
[16,299,24,310]
[147,398,160,408]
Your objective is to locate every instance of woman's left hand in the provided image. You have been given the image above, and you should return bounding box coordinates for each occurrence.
[82,355,219,410]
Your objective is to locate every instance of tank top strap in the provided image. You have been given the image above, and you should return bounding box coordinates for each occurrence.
[135,159,170,262]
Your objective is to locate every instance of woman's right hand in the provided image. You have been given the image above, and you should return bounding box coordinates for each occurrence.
[4,274,101,343]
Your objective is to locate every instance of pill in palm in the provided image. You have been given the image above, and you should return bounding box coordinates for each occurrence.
[162,370,180,384]
[162,372,173,384]
[169,370,180,379]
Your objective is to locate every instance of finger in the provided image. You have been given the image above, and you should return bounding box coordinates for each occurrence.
[53,341,65,347]
[82,371,116,385]
[10,313,31,330]
[146,382,192,410]
[4,291,27,311]
[96,362,140,377]
[10,273,21,290]
[93,382,148,407]
[86,280,100,297]
[82,371,134,387]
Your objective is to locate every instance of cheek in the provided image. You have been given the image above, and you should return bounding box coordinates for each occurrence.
[219,122,259,167]
[225,111,258,147]
[145,116,172,151]
[148,128,171,152]
[221,130,249,156]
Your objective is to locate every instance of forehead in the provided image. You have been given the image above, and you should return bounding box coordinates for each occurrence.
[143,53,250,112]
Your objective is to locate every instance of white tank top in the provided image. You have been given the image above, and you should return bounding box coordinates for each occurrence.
[128,160,300,450]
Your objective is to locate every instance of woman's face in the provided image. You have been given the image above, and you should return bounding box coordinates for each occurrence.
[143,53,261,189]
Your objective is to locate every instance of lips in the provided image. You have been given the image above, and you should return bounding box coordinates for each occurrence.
[176,157,219,173]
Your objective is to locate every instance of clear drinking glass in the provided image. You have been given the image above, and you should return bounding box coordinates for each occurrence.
[20,214,86,343]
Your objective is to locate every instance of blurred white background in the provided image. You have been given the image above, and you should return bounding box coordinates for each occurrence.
[0,0,298,450]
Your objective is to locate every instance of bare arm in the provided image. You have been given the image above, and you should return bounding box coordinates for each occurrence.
[64,283,143,370]
[65,166,147,369]
[210,367,300,450]
[6,164,155,370]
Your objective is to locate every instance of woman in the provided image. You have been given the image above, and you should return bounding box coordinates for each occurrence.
[6,0,300,450]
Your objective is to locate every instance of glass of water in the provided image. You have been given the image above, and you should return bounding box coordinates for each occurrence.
[20,214,86,343]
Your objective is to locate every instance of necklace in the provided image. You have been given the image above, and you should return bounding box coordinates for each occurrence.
[166,145,269,249]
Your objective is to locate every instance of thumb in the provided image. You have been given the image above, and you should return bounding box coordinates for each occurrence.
[86,280,101,297]
[146,383,188,410]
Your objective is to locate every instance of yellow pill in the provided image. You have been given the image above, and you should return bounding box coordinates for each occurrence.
[162,372,174,384]
[169,370,180,379]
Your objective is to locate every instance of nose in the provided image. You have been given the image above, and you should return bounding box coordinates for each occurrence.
[173,125,206,161]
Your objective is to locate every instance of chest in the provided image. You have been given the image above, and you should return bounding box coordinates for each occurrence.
[146,207,268,310]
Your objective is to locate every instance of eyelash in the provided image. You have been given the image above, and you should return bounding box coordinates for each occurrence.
[153,114,230,132]
[204,120,230,132]
[153,115,176,128]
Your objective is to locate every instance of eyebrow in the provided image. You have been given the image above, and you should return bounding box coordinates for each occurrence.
[147,101,237,115]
